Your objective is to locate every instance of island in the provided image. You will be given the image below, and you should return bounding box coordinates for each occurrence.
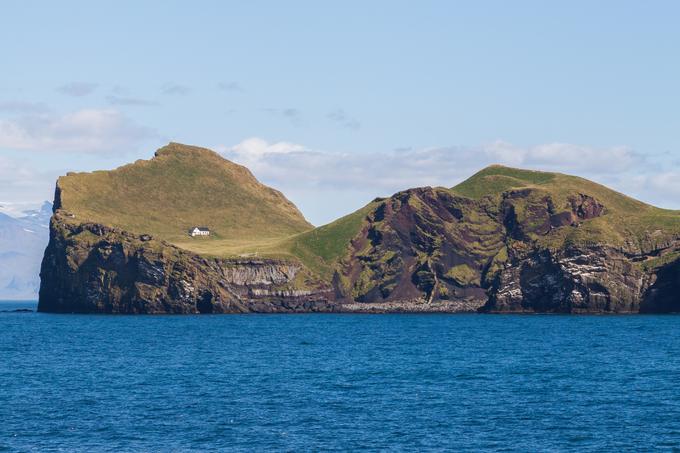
[38,143,680,314]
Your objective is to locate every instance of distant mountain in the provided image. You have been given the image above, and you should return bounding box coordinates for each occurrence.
[18,201,54,228]
[0,202,52,300]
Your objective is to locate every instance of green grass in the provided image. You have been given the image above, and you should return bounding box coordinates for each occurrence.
[58,143,313,251]
[444,264,480,286]
[640,250,680,272]
[450,164,680,249]
[282,201,378,276]
[452,165,556,199]
[159,199,379,278]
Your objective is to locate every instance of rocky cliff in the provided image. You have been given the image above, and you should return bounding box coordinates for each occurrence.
[39,214,335,313]
[330,171,680,313]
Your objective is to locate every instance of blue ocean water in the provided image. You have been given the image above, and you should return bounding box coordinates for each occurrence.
[1,301,680,452]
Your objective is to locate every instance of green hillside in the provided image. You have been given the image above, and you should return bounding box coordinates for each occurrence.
[451,164,680,248]
[57,143,313,253]
[283,164,680,276]
[281,201,380,277]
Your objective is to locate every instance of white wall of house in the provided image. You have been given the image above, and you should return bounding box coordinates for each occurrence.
[190,228,210,237]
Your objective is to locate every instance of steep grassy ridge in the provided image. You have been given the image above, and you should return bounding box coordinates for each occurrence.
[280,201,380,277]
[452,165,680,249]
[56,143,313,252]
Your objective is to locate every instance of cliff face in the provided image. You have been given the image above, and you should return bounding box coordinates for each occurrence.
[332,186,680,313]
[38,215,335,313]
[487,246,649,313]
[334,187,503,311]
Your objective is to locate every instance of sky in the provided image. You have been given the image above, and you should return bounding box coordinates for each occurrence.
[1,0,679,225]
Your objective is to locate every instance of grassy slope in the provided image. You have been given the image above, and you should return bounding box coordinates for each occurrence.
[58,143,313,251]
[280,201,379,277]
[451,165,680,248]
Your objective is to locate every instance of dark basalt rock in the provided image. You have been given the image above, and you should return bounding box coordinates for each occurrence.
[641,257,680,313]
[336,187,505,305]
[485,245,649,313]
[38,215,336,314]
[334,187,680,313]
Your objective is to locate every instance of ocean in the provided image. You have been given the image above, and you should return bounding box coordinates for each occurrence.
[2,301,680,452]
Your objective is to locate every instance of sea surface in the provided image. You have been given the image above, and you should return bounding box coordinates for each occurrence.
[2,301,680,452]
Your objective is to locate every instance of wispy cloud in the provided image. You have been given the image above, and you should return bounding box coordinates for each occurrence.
[106,95,159,106]
[263,108,302,126]
[224,137,306,158]
[221,138,644,191]
[0,101,50,114]
[218,137,677,225]
[0,155,60,206]
[57,82,98,97]
[0,108,155,153]
[161,84,190,95]
[327,108,361,130]
[218,81,244,92]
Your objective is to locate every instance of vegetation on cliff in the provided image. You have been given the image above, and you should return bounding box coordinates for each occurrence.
[451,164,680,249]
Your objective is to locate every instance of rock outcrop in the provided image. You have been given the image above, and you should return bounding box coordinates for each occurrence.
[332,186,680,313]
[487,245,649,313]
[38,215,335,313]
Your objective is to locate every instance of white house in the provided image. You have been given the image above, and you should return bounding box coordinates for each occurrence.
[189,226,210,237]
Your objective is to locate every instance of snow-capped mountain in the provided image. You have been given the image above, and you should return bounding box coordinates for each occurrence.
[0,202,52,300]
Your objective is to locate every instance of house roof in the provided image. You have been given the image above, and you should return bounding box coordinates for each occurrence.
[190,226,210,231]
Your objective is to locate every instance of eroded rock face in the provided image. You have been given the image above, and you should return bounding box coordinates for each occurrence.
[38,216,335,314]
[501,190,606,238]
[486,246,649,313]
[336,187,503,305]
[335,187,680,313]
[642,257,680,313]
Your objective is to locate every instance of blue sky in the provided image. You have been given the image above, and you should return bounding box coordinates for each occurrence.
[1,1,679,224]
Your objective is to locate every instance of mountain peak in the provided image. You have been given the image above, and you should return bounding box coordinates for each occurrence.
[154,142,221,158]
[55,144,312,248]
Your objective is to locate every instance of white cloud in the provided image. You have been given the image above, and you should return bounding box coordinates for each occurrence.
[483,141,640,173]
[0,155,59,206]
[645,172,680,193]
[0,156,36,184]
[218,137,678,225]
[219,137,305,158]
[221,138,642,191]
[0,109,154,153]
[0,201,44,218]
